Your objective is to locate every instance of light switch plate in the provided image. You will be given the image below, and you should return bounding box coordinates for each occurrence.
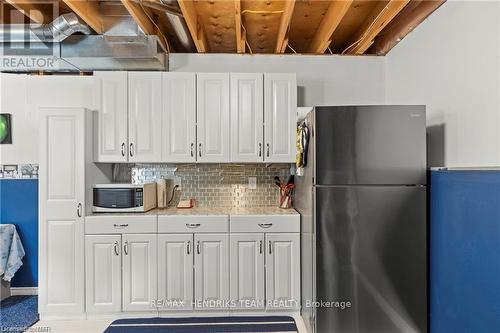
[248,177,257,189]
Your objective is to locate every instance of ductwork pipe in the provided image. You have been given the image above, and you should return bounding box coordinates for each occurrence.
[159,0,195,52]
[0,13,92,43]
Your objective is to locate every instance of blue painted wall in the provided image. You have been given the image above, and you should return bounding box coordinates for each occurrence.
[431,170,500,332]
[0,179,38,287]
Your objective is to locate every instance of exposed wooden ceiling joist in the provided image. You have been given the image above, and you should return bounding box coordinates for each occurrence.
[307,0,353,54]
[235,0,245,53]
[369,0,445,55]
[177,0,209,52]
[61,0,103,34]
[344,0,411,55]
[275,0,295,53]
[5,0,51,24]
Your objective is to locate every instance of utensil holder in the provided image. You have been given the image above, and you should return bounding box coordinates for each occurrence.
[279,188,293,209]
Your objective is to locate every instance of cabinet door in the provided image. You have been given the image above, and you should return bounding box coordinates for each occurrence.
[194,233,229,309]
[39,107,85,315]
[128,72,162,162]
[230,73,264,162]
[264,73,297,163]
[265,233,300,309]
[196,73,230,162]
[122,234,157,312]
[229,233,265,310]
[162,72,196,162]
[85,235,122,313]
[158,234,194,311]
[93,72,128,162]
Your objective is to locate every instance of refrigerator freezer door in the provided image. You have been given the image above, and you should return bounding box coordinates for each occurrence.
[314,185,427,333]
[315,106,426,185]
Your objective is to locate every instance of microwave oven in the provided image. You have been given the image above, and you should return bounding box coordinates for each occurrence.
[92,183,157,213]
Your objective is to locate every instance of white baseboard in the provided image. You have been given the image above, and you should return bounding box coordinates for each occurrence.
[11,287,38,295]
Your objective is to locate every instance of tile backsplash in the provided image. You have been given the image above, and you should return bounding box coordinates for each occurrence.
[114,163,293,208]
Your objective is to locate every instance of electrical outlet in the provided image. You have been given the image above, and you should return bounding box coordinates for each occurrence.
[248,177,257,189]
[173,176,182,189]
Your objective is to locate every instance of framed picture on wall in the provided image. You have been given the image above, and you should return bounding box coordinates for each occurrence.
[0,113,12,144]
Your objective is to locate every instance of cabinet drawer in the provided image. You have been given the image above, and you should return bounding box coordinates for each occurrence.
[230,215,300,233]
[158,215,229,233]
[85,215,157,234]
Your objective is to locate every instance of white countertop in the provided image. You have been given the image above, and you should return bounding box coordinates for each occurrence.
[87,206,298,217]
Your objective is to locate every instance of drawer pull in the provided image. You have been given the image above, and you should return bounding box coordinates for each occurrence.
[113,224,129,228]
[114,241,120,256]
[186,223,201,228]
[258,223,273,228]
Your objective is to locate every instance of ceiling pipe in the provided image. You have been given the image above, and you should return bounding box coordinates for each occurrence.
[0,13,92,43]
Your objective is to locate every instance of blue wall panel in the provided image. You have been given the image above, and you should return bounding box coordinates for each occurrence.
[0,179,38,287]
[431,170,500,332]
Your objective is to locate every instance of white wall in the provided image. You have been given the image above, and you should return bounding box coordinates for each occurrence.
[169,54,386,107]
[0,74,95,164]
[386,1,500,167]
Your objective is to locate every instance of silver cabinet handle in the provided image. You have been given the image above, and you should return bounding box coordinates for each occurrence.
[124,241,129,255]
[266,143,270,157]
[259,240,263,254]
[186,223,201,228]
[190,143,194,157]
[268,240,272,254]
[258,223,273,228]
[196,241,201,255]
[121,142,126,157]
[187,240,191,255]
[113,224,129,228]
[198,143,202,157]
[114,241,120,256]
[259,143,262,157]
[129,143,134,157]
[77,203,82,218]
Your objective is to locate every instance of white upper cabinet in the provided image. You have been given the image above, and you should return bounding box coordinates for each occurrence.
[128,72,162,162]
[264,73,297,163]
[85,235,122,313]
[230,73,264,162]
[229,233,265,310]
[265,233,300,309]
[158,234,194,311]
[122,234,157,312]
[162,73,196,162]
[194,233,229,309]
[93,72,128,162]
[39,107,86,316]
[196,73,230,162]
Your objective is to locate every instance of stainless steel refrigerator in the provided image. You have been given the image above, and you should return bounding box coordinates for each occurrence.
[295,106,427,333]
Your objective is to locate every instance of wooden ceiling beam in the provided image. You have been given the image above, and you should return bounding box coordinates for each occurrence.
[275,0,295,53]
[370,0,446,55]
[344,0,411,55]
[61,0,104,34]
[235,0,244,53]
[177,0,208,52]
[307,0,352,54]
[5,0,51,24]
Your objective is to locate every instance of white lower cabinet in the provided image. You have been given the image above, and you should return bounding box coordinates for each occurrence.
[122,234,158,312]
[266,233,301,309]
[194,234,230,310]
[85,235,122,313]
[229,233,265,310]
[85,233,157,313]
[158,234,194,311]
